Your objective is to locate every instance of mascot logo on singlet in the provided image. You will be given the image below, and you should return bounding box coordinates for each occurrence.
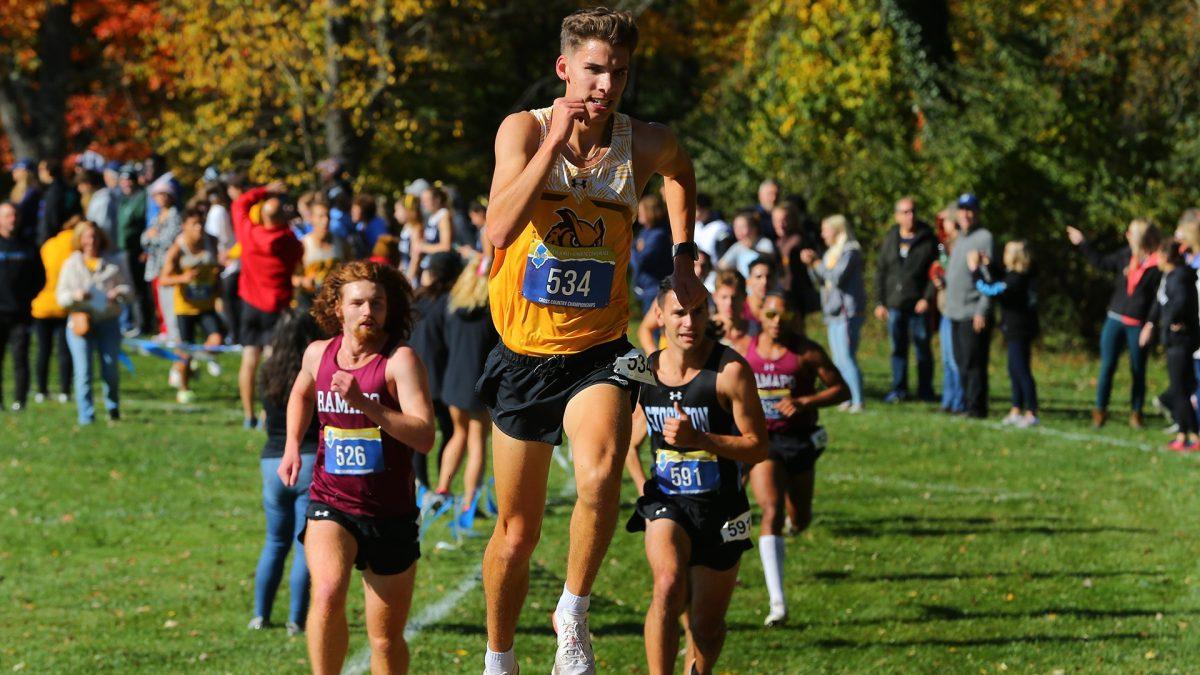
[544,208,605,248]
[523,208,616,308]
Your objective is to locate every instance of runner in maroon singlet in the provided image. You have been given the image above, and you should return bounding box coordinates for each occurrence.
[279,261,435,675]
[744,291,847,627]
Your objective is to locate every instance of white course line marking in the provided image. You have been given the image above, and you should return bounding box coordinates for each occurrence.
[975,419,1156,452]
[342,562,484,675]
[824,473,1036,501]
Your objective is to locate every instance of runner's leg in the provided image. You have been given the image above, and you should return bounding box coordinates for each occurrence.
[684,563,740,675]
[783,469,815,535]
[462,410,490,511]
[643,518,691,675]
[362,563,419,674]
[437,405,471,494]
[749,460,788,620]
[304,519,357,675]
[562,384,632,597]
[239,345,262,422]
[483,426,553,653]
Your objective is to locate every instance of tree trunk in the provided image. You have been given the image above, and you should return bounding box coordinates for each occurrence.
[36,0,73,159]
[0,0,74,161]
[323,0,359,176]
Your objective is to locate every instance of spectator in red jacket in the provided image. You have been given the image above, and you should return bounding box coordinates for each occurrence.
[233,181,303,429]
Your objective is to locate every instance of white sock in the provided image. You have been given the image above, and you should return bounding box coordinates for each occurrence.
[556,583,590,615]
[759,535,786,610]
[485,647,516,672]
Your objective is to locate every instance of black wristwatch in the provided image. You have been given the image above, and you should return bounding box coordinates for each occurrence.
[672,242,699,260]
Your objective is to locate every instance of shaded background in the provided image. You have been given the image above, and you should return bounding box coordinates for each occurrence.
[1,0,1198,345]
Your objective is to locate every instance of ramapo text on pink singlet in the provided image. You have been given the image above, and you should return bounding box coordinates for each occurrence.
[745,335,815,433]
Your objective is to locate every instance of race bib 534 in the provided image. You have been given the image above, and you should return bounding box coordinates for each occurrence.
[522,240,615,309]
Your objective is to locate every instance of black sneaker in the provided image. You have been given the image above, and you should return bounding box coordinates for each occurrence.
[108,410,121,422]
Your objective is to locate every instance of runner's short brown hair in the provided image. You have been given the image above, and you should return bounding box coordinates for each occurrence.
[561,7,638,55]
[311,261,414,340]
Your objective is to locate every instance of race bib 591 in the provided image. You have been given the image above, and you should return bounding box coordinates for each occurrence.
[324,426,385,475]
[654,449,721,495]
[521,240,615,309]
[720,510,752,543]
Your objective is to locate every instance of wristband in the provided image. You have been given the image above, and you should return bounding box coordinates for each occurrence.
[672,242,698,261]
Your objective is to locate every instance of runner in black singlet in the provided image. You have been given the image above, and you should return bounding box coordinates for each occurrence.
[626,278,768,675]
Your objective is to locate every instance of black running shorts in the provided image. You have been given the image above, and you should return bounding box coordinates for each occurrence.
[626,481,752,572]
[300,501,421,575]
[768,428,826,474]
[475,337,640,446]
[176,311,223,344]
[239,305,281,348]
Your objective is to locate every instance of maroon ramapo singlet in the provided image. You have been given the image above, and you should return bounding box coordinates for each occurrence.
[745,334,817,433]
[309,334,416,518]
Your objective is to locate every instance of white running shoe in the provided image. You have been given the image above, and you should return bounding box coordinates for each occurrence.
[206,360,222,377]
[482,663,519,675]
[55,393,69,404]
[34,393,46,404]
[764,605,788,627]
[247,616,265,630]
[1001,411,1021,426]
[176,389,196,404]
[552,610,595,675]
[168,368,182,389]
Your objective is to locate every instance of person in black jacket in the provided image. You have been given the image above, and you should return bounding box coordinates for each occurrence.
[1067,220,1162,428]
[36,159,79,247]
[0,202,47,411]
[1140,240,1200,451]
[874,197,938,402]
[409,251,462,495]
[971,241,1039,427]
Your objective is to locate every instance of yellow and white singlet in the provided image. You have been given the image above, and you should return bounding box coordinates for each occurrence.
[488,108,638,356]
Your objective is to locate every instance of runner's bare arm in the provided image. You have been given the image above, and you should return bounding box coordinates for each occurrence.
[157,243,185,286]
[636,303,660,354]
[799,344,849,409]
[486,99,586,249]
[711,354,769,464]
[637,122,704,309]
[625,404,649,495]
[357,345,435,454]
[279,340,326,486]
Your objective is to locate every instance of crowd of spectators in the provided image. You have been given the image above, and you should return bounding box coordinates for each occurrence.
[2,151,1198,447]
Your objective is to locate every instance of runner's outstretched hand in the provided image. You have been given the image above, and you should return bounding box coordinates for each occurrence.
[278,450,302,487]
[670,263,706,311]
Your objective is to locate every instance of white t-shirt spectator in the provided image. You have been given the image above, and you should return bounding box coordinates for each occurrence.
[204,203,235,255]
[718,237,776,278]
[694,218,731,261]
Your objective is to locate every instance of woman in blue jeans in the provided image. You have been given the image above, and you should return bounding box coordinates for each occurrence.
[54,221,132,425]
[250,312,321,635]
[1067,221,1162,428]
[803,214,867,411]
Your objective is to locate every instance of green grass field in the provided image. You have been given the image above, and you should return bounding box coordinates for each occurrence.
[3,330,1199,673]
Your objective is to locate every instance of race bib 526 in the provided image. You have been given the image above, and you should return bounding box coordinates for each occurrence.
[324,426,385,475]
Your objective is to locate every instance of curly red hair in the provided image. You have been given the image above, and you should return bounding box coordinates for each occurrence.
[310,261,414,340]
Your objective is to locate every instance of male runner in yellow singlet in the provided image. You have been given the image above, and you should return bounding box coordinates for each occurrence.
[476,7,703,674]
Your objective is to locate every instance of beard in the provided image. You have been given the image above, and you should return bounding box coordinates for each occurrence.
[351,321,383,341]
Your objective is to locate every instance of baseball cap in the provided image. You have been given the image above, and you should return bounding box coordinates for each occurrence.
[956,193,980,211]
[10,158,34,172]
